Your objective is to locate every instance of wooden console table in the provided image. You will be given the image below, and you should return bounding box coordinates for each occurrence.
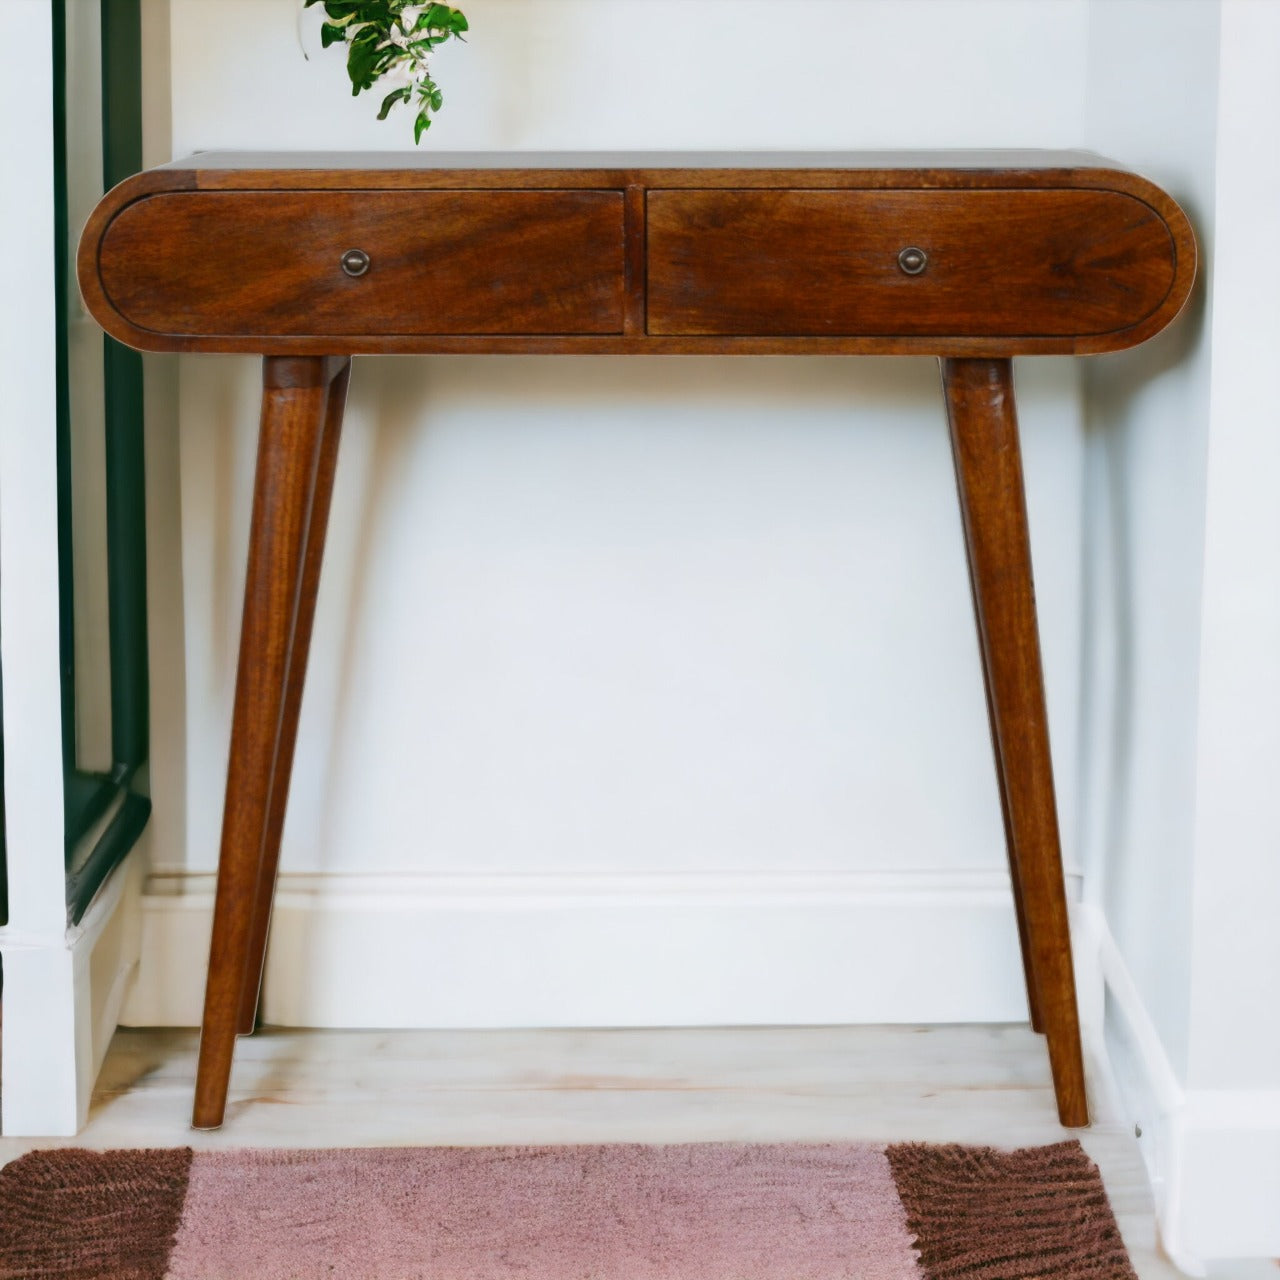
[77,152,1196,1131]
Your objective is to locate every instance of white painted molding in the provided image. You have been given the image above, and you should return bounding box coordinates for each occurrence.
[0,0,68,936]
[1084,905,1280,1268]
[0,853,143,1137]
[1179,1093,1280,1263]
[0,0,100,1141]
[121,868,1057,1030]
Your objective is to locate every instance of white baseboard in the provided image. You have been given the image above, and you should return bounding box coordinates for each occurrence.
[1080,904,1280,1269]
[121,867,1044,1029]
[0,852,142,1136]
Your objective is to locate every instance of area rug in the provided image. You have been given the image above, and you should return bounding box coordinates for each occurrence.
[0,1140,1137,1280]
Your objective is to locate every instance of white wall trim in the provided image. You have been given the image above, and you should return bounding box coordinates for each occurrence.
[0,0,110,1139]
[0,0,68,937]
[121,867,1058,1031]
[1,852,143,1136]
[1177,1094,1280,1264]
[138,866,1077,908]
[1085,905,1280,1269]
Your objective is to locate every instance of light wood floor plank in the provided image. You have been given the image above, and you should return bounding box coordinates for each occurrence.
[0,1023,1233,1277]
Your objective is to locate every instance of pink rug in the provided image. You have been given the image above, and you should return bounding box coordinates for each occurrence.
[0,1140,1137,1280]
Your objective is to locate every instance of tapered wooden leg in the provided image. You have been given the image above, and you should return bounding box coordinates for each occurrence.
[952,442,1044,1035]
[941,357,1088,1128]
[192,355,349,1130]
[979,659,1046,1032]
[236,359,350,1035]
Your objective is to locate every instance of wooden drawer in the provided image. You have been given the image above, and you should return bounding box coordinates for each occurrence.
[98,190,626,337]
[646,189,1177,339]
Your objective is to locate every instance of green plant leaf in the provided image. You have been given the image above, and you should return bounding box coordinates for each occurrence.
[422,4,466,31]
[313,0,370,16]
[346,28,394,92]
[377,84,411,119]
[308,0,467,140]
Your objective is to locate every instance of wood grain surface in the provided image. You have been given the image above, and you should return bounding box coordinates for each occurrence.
[98,190,626,338]
[942,358,1087,1128]
[193,356,348,1131]
[236,360,351,1037]
[647,188,1176,339]
[77,158,1196,357]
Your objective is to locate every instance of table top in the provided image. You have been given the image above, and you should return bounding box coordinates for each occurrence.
[164,148,1126,172]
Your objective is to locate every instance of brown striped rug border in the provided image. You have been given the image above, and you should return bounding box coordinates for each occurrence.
[0,1146,192,1280]
[885,1139,1138,1280]
[0,1140,1139,1279]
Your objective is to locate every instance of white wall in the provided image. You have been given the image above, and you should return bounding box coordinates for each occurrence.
[1081,0,1220,1091]
[1187,0,1280,1099]
[124,0,1095,1031]
[176,0,1091,154]
[1179,0,1280,1260]
[1081,0,1280,1265]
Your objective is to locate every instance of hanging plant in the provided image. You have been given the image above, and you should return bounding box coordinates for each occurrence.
[303,1,469,143]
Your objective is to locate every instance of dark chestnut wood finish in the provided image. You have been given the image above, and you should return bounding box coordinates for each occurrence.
[78,154,1195,357]
[942,358,1087,1128]
[646,189,1175,339]
[192,355,349,1131]
[236,359,351,1037]
[77,154,1198,1133]
[623,185,647,338]
[978,615,1046,1036]
[100,191,626,337]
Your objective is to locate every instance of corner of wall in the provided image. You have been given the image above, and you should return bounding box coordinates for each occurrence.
[1091,906,1280,1266]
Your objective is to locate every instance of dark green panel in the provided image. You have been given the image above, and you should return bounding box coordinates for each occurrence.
[103,340,149,767]
[101,0,149,771]
[58,0,153,925]
[100,0,143,184]
[64,792,152,919]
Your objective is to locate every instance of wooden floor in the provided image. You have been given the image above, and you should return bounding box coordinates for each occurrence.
[1,1023,1272,1278]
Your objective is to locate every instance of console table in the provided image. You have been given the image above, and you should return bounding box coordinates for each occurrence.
[77,152,1196,1131]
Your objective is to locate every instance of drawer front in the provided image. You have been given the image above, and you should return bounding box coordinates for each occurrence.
[647,189,1177,338]
[99,191,626,337]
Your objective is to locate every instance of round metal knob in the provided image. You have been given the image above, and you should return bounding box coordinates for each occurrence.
[340,248,370,277]
[897,246,928,275]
